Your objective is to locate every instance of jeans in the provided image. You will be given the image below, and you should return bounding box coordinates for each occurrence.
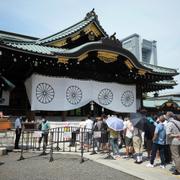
[39,133,48,147]
[15,128,21,149]
[109,138,120,155]
[150,143,165,165]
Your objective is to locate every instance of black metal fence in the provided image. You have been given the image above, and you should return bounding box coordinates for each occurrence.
[18,126,112,163]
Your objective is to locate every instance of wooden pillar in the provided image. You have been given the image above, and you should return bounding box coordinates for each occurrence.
[61,111,67,121]
[26,111,35,122]
[136,84,143,110]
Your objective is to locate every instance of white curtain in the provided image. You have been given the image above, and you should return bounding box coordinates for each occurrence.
[25,74,136,112]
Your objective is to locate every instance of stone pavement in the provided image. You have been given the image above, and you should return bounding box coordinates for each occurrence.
[1,146,180,180]
[81,150,180,180]
[0,151,141,180]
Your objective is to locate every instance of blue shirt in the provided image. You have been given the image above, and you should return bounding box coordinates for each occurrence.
[154,123,166,145]
[15,118,22,129]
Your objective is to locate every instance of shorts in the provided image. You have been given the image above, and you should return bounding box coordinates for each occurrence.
[125,136,133,146]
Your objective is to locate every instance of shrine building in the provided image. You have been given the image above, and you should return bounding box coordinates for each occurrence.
[0,9,179,120]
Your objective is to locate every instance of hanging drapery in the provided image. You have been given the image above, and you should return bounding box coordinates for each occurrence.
[25,74,136,112]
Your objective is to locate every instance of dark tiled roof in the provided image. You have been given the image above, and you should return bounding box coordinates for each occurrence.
[36,10,108,45]
[0,30,38,41]
[141,62,178,75]
[1,40,178,77]
[3,41,65,55]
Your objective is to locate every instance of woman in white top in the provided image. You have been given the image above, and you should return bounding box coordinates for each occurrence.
[123,117,134,158]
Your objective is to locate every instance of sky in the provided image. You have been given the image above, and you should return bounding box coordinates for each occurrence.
[0,0,180,95]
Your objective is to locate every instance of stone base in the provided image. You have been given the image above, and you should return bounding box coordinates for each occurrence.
[0,147,7,156]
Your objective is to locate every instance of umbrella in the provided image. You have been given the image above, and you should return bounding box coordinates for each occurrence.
[106,116,124,131]
[130,113,146,131]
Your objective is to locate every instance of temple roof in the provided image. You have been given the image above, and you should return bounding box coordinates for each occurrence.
[2,41,65,55]
[1,38,178,77]
[141,62,177,75]
[0,30,38,42]
[36,9,108,46]
[0,10,179,92]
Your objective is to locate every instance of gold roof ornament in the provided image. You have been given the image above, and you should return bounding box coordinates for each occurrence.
[125,59,134,69]
[84,23,101,37]
[51,39,67,47]
[138,69,146,75]
[97,51,118,63]
[58,56,69,64]
[78,53,88,61]
[88,31,95,41]
[71,34,81,41]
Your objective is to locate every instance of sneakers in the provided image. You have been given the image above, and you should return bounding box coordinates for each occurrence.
[172,170,180,175]
[146,163,154,168]
[123,155,129,159]
[134,161,143,164]
[160,165,165,169]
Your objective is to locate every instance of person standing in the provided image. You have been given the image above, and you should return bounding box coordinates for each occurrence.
[109,128,120,159]
[133,127,143,164]
[144,117,155,159]
[69,119,85,147]
[14,116,22,149]
[84,115,93,150]
[146,115,166,168]
[37,116,50,150]
[166,112,180,175]
[100,114,109,153]
[123,117,134,158]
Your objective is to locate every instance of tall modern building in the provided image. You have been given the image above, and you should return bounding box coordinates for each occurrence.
[121,34,157,65]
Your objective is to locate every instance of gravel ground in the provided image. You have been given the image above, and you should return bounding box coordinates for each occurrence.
[0,152,142,180]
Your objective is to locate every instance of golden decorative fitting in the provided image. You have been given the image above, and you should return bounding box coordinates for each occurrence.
[166,102,172,107]
[58,56,69,64]
[97,51,118,63]
[51,39,67,47]
[71,34,80,41]
[78,53,88,61]
[84,23,101,37]
[125,59,134,69]
[88,31,95,41]
[138,69,146,75]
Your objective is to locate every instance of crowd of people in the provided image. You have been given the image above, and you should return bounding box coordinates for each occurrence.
[13,111,180,175]
[72,111,180,176]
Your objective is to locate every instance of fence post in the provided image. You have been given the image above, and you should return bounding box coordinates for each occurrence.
[80,129,84,163]
[49,131,54,162]
[56,128,61,151]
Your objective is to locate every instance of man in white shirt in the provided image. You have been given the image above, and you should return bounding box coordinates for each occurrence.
[123,117,134,158]
[14,116,22,149]
[84,115,93,149]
